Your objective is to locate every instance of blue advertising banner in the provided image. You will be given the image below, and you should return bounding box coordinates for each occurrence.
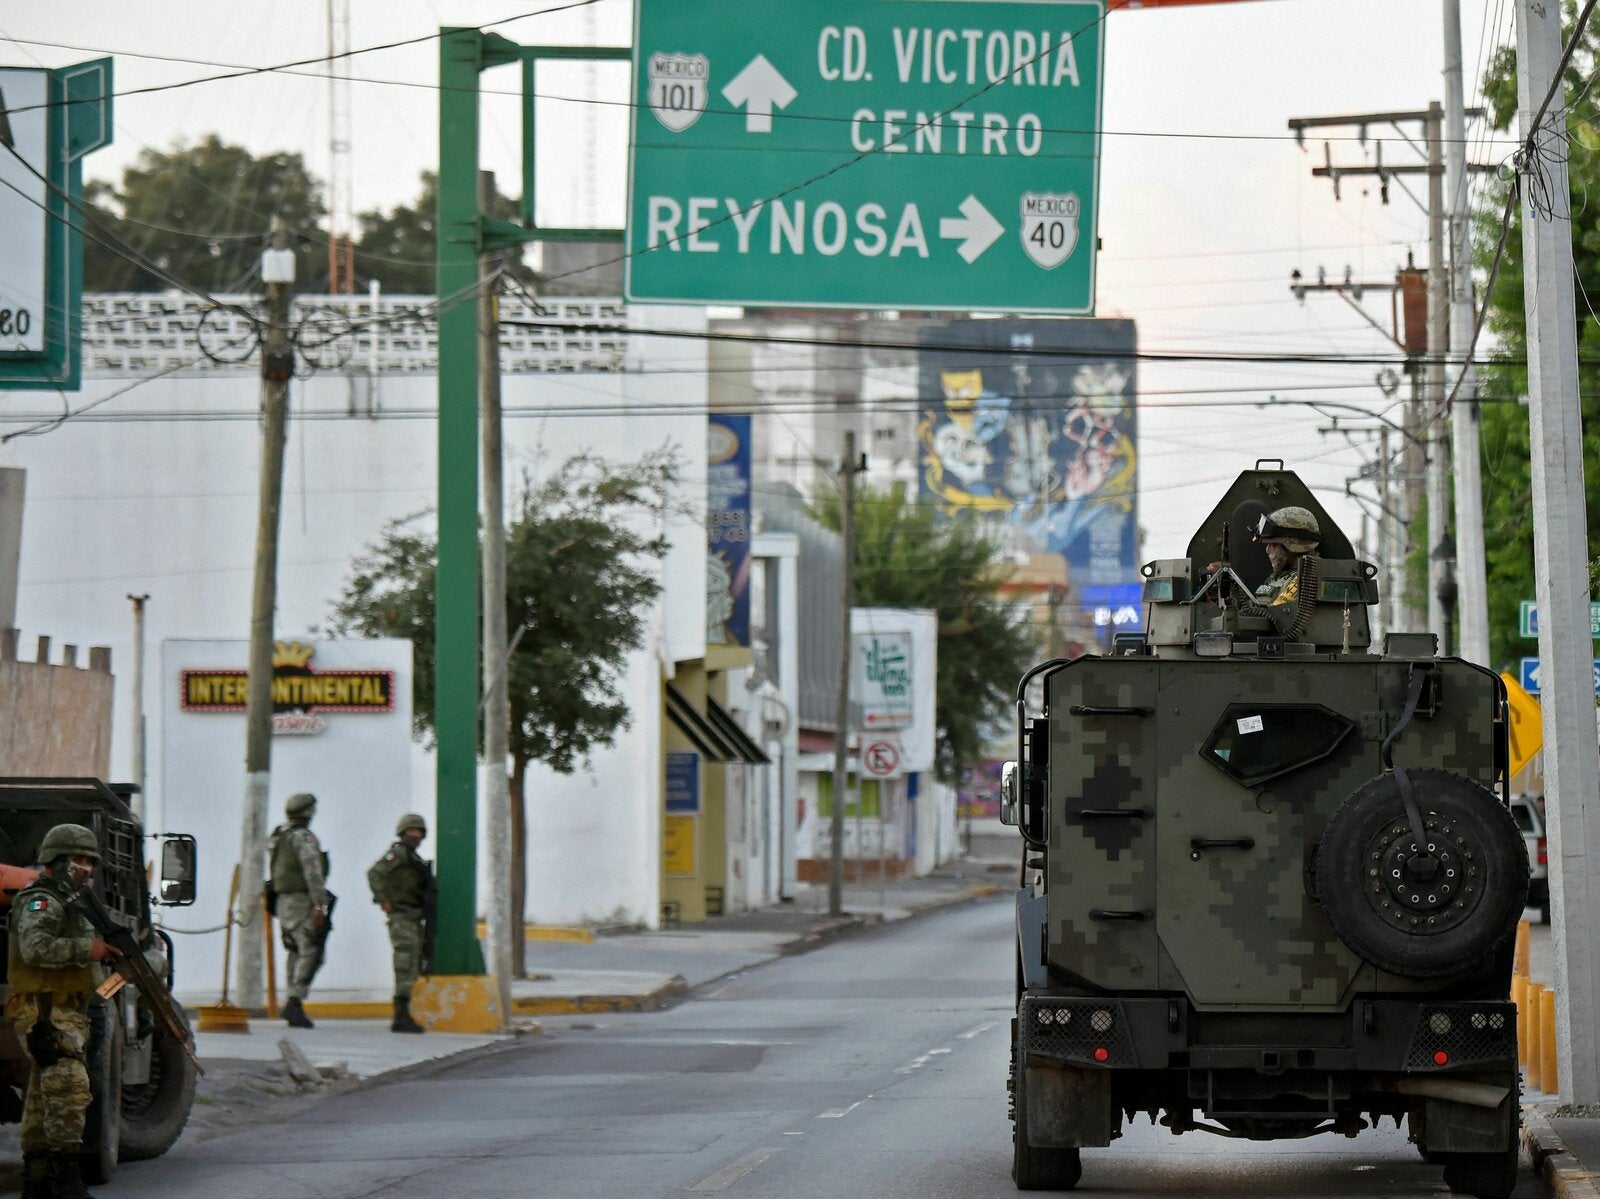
[916,319,1138,611]
[707,414,752,646]
[665,750,701,813]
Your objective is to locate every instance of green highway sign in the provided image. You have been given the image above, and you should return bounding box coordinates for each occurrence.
[1519,599,1600,639]
[626,0,1105,313]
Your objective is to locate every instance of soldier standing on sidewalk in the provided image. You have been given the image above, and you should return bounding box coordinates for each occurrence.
[269,792,331,1029]
[367,813,433,1034]
[8,824,122,1199]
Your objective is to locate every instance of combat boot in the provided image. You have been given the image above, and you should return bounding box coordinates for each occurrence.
[282,997,314,1029]
[49,1151,94,1199]
[20,1151,51,1199]
[391,997,424,1034]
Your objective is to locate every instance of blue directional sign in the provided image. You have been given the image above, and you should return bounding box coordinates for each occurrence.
[627,0,1106,313]
[1518,657,1600,696]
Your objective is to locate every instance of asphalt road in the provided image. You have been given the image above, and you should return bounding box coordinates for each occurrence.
[104,897,1540,1198]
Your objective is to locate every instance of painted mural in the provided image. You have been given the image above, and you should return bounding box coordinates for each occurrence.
[916,319,1138,614]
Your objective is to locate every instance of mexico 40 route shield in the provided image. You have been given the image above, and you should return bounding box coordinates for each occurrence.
[626,0,1105,313]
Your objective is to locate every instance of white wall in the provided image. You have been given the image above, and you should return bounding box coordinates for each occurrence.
[161,637,413,1000]
[2,304,709,934]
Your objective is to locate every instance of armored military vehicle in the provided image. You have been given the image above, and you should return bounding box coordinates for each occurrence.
[0,778,199,1184]
[1001,463,1526,1199]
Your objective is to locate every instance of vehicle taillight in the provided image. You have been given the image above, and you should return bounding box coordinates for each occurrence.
[1538,837,1548,866]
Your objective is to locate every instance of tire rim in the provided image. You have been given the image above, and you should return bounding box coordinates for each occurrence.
[1360,810,1485,935]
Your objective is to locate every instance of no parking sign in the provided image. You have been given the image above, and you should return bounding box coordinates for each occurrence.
[861,739,903,780]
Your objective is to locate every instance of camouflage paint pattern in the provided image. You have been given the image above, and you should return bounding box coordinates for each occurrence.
[1039,467,1509,1011]
[1046,655,1501,1010]
[277,892,321,1002]
[387,911,424,1001]
[6,996,90,1153]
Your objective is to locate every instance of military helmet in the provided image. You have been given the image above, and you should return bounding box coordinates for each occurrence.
[396,812,428,836]
[285,792,317,818]
[37,823,100,865]
[1254,506,1321,554]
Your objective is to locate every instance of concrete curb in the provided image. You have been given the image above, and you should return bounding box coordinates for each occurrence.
[510,975,689,1016]
[1524,1110,1600,1199]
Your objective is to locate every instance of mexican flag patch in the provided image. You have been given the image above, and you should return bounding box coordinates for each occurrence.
[26,897,47,912]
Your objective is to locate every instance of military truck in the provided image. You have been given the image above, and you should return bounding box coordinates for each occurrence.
[1001,463,1527,1199]
[0,777,199,1184]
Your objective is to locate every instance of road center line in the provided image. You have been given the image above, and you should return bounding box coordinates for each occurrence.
[818,1100,865,1118]
[685,1147,780,1193]
[958,1020,998,1040]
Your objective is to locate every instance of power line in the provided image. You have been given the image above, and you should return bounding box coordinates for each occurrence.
[1,0,612,117]
[3,32,1523,153]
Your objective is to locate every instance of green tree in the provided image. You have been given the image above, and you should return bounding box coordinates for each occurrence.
[812,483,1040,784]
[84,135,324,292]
[1473,8,1600,669]
[327,450,678,973]
[354,170,536,295]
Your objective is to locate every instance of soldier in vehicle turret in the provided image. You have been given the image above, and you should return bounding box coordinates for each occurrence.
[1251,504,1321,607]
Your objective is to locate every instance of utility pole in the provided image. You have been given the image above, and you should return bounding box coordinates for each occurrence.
[1290,271,1417,630]
[1443,0,1489,665]
[1515,0,1600,1105]
[236,217,295,1011]
[1376,431,1393,638]
[829,431,860,918]
[127,593,149,821]
[1290,108,1494,644]
[1425,102,1452,647]
[478,170,512,1023]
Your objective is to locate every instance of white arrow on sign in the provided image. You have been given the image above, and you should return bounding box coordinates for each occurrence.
[721,54,796,134]
[939,195,1004,264]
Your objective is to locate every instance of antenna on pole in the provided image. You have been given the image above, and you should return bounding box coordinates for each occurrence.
[326,0,354,293]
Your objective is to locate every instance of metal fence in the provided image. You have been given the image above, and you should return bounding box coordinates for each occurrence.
[82,293,630,377]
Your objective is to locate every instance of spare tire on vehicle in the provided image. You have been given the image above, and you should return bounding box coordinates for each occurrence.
[1313,769,1528,979]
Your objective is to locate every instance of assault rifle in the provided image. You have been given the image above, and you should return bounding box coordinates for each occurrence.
[305,892,337,986]
[72,886,205,1077]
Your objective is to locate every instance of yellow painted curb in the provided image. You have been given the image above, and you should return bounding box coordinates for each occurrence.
[411,975,507,1033]
[302,1001,394,1020]
[473,920,596,943]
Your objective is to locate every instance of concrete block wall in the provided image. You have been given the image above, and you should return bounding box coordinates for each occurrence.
[0,631,113,777]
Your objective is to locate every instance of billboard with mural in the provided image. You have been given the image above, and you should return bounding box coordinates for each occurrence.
[707,413,752,646]
[916,319,1138,616]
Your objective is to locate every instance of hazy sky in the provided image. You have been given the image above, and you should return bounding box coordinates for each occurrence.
[1,0,1519,555]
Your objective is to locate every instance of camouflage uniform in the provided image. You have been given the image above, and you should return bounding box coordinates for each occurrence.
[7,872,94,1156]
[367,836,432,999]
[269,812,330,1003]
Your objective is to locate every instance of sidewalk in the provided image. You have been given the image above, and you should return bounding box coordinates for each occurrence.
[188,842,1016,1089]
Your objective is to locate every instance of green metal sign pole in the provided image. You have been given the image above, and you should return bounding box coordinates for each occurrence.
[433,29,626,976]
[435,27,498,975]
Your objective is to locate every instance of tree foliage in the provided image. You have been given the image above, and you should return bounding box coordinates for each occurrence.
[1473,8,1600,669]
[326,450,676,766]
[84,136,324,292]
[812,483,1040,783]
[353,170,536,294]
[82,144,532,295]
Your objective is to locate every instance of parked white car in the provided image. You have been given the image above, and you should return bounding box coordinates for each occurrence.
[1510,793,1549,922]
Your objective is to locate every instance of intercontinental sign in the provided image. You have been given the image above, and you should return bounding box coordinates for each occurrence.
[181,641,395,735]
